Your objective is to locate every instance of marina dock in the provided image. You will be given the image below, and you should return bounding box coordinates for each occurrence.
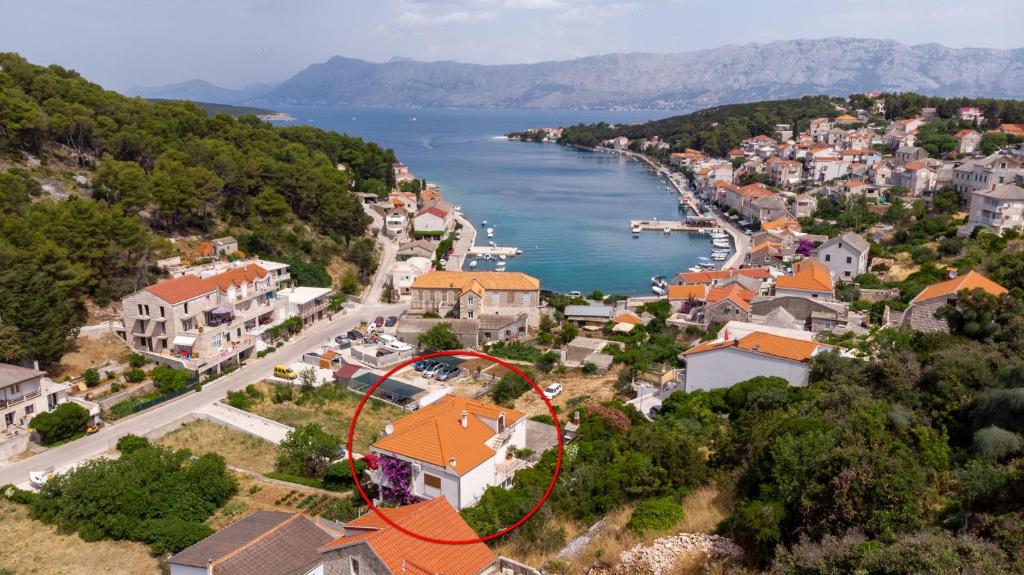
[467,246,520,257]
[629,220,722,233]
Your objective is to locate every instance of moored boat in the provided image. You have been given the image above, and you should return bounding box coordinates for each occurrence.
[651,285,666,295]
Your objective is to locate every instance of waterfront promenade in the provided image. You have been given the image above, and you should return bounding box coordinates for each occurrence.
[596,146,750,269]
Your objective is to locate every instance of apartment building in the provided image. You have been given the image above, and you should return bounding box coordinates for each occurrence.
[953,152,1024,202]
[410,271,541,327]
[1,363,70,461]
[119,261,288,377]
[962,183,1024,236]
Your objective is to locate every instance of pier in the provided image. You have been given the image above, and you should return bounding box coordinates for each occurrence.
[630,220,723,234]
[467,246,521,257]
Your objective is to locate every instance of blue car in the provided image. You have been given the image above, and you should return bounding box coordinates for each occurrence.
[415,359,437,372]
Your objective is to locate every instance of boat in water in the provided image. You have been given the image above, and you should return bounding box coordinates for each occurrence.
[631,223,642,234]
[688,266,702,272]
[651,275,668,288]
[651,285,666,296]
[516,248,523,255]
[469,260,478,268]
[482,219,487,226]
[486,227,494,238]
[663,226,672,234]
[499,254,507,261]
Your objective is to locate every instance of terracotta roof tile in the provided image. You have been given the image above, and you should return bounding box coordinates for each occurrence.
[910,270,1007,304]
[706,283,755,312]
[145,274,214,304]
[371,396,525,475]
[684,331,827,363]
[412,271,540,292]
[322,499,496,574]
[667,284,709,300]
[775,259,833,293]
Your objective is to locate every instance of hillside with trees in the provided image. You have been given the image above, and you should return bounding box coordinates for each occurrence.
[552,93,1024,158]
[0,52,396,366]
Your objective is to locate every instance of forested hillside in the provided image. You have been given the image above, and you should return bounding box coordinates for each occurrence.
[554,93,1024,157]
[0,52,396,366]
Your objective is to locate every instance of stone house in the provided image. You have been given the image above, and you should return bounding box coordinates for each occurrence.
[816,231,870,280]
[899,271,1007,333]
[410,271,541,327]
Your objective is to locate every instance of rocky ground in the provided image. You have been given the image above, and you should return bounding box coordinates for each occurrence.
[587,533,743,575]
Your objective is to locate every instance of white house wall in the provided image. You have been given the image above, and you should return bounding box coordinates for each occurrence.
[685,347,810,390]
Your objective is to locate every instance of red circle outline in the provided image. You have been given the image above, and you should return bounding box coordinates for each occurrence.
[347,350,564,545]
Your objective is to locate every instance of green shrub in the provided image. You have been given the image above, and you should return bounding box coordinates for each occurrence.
[627,496,684,535]
[491,370,534,407]
[127,353,146,368]
[530,414,556,425]
[116,434,150,454]
[264,472,323,489]
[82,368,101,388]
[29,402,89,445]
[124,368,145,383]
[323,459,368,492]
[226,390,254,410]
[110,381,124,393]
[271,384,294,404]
[139,517,214,555]
[581,362,598,375]
[107,399,135,420]
[150,366,191,393]
[245,384,263,399]
[973,426,1023,460]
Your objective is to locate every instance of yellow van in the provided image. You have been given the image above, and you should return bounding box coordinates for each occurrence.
[274,365,297,380]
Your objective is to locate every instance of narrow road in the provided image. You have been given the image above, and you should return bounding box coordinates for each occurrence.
[449,213,477,270]
[0,300,406,486]
[1,202,407,486]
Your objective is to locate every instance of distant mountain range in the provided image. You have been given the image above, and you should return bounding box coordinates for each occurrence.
[129,38,1024,111]
[127,79,277,105]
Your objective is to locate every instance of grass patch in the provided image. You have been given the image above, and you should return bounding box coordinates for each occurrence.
[0,500,160,575]
[264,471,324,489]
[244,382,404,453]
[156,420,277,474]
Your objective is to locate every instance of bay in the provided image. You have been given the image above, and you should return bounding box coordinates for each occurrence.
[274,106,714,295]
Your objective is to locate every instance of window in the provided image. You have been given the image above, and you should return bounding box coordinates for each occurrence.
[4,412,12,426]
[468,310,474,319]
[424,474,442,489]
[350,558,361,575]
[160,306,165,318]
[491,293,500,305]
[137,304,143,315]
[144,304,150,316]
[184,302,189,314]
[522,293,530,305]
[844,271,851,277]
[824,254,831,261]
[846,256,852,264]
[237,328,242,338]
[25,404,34,415]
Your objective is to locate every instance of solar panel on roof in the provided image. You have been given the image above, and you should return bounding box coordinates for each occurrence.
[349,374,424,402]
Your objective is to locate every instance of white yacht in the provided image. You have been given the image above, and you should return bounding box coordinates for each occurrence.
[482,219,487,226]
[469,260,478,268]
[651,285,666,296]
[499,254,507,261]
[631,223,642,234]
[486,227,494,238]
[663,226,672,234]
[688,266,702,272]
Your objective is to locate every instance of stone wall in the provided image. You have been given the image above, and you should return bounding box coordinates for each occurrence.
[902,298,950,333]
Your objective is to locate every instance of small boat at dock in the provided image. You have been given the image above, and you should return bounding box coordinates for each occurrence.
[651,285,666,296]
[663,227,671,234]
[688,266,702,272]
[631,224,642,233]
[469,260,478,268]
[486,227,494,238]
[651,275,668,288]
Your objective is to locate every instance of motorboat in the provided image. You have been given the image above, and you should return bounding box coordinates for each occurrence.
[688,266,702,272]
[651,285,666,296]
[486,228,494,238]
[698,256,711,261]
[469,260,478,268]
[516,248,523,255]
[482,220,487,226]
[631,223,642,233]
[483,253,492,261]
[488,240,497,247]
[663,227,672,233]
[499,254,507,261]
[651,275,668,288]
[700,263,717,270]
[712,254,727,261]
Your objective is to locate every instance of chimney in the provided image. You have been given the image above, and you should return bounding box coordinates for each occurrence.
[946,267,958,280]
[384,421,394,436]
[460,410,468,428]
[449,457,457,468]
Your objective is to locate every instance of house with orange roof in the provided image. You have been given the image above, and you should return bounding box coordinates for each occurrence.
[749,240,784,266]
[119,262,285,376]
[388,191,418,214]
[834,113,858,126]
[955,129,982,155]
[682,330,832,390]
[704,283,756,325]
[319,498,536,575]
[775,259,834,300]
[410,271,541,327]
[767,159,804,188]
[999,123,1024,138]
[413,201,454,234]
[672,267,771,287]
[899,270,1007,333]
[369,396,531,510]
[419,185,443,204]
[893,161,937,195]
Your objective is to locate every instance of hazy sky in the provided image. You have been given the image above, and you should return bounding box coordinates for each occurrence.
[3,0,1021,91]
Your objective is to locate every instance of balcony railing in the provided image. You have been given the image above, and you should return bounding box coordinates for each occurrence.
[0,389,40,409]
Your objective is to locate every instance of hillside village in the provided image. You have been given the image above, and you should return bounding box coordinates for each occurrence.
[3,51,1024,575]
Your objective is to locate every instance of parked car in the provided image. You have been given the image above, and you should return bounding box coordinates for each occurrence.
[366,322,377,335]
[385,315,398,327]
[274,365,297,380]
[435,365,460,382]
[415,359,438,372]
[334,336,352,349]
[347,329,364,340]
[543,382,563,399]
[423,362,447,378]
[374,316,385,327]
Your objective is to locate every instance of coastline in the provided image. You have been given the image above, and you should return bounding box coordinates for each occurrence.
[560,143,750,269]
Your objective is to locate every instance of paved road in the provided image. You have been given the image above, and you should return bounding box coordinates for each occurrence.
[448,213,477,270]
[1,204,407,486]
[0,300,406,486]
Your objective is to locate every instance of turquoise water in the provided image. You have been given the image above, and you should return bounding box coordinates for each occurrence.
[277,106,713,295]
